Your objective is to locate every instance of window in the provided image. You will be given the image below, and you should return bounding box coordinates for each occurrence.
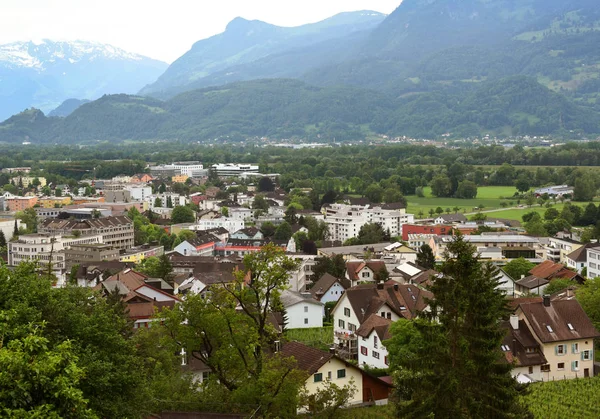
[361,346,368,356]
[338,319,345,328]
[582,350,592,361]
[304,318,308,325]
[202,371,210,382]
[591,263,597,269]
[348,323,356,332]
[557,362,565,370]
[344,308,351,317]
[304,306,308,313]
[384,356,389,366]
[572,343,579,354]
[314,373,323,383]
[381,312,385,318]
[567,323,575,331]
[374,336,378,349]
[337,369,346,379]
[541,364,551,372]
[387,312,392,319]
[362,271,370,278]
[327,371,332,380]
[572,361,579,371]
[556,344,566,355]
[528,366,534,374]
[546,325,554,333]
[525,347,535,354]
[501,345,510,352]
[373,351,380,359]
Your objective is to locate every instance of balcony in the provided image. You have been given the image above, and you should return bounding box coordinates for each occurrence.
[335,343,358,361]
[335,330,356,341]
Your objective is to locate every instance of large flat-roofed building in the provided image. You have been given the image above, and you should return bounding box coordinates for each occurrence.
[7,196,38,211]
[64,244,121,269]
[150,161,205,178]
[211,164,259,177]
[39,216,134,250]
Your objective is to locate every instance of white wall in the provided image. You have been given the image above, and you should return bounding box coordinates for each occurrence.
[0,219,22,241]
[286,302,323,329]
[320,282,346,305]
[358,329,389,369]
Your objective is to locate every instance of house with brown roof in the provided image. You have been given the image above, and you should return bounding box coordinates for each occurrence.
[345,260,388,287]
[94,269,179,328]
[356,315,392,369]
[565,243,599,274]
[309,273,347,305]
[515,260,584,296]
[332,282,431,360]
[281,342,392,407]
[514,296,599,380]
[501,315,548,383]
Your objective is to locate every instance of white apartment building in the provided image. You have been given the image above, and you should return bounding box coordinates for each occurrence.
[148,193,188,209]
[324,203,414,242]
[190,218,245,234]
[211,164,259,177]
[586,246,600,278]
[8,233,103,271]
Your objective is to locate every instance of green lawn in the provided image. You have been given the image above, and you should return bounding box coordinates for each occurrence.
[339,404,394,418]
[407,186,520,217]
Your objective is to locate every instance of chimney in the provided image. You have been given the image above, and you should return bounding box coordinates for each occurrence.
[521,274,525,279]
[543,295,551,307]
[377,281,384,290]
[394,284,399,291]
[510,315,519,330]
[329,347,336,354]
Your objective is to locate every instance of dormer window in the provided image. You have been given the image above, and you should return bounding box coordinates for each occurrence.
[567,323,575,331]
[501,345,510,351]
[546,325,554,333]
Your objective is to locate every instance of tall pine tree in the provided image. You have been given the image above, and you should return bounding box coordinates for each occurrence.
[387,234,529,418]
[416,244,436,269]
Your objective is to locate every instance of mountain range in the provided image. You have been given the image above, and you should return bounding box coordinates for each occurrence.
[0,40,167,121]
[2,0,600,142]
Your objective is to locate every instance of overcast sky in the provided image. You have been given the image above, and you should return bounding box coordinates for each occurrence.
[0,0,400,63]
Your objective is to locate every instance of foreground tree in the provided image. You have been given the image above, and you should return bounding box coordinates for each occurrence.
[416,244,436,270]
[387,235,529,418]
[161,244,306,417]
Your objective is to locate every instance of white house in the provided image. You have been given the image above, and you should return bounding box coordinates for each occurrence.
[356,315,392,369]
[191,218,245,234]
[496,269,518,297]
[173,235,218,257]
[280,290,324,329]
[309,273,347,305]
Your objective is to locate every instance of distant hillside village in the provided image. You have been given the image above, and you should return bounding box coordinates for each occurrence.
[0,160,598,415]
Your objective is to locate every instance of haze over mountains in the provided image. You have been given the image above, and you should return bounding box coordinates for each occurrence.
[0,40,167,121]
[2,0,600,142]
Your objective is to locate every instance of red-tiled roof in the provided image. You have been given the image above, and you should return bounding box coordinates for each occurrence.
[280,342,333,375]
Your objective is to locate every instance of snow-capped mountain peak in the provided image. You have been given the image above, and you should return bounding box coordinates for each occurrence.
[0,40,151,71]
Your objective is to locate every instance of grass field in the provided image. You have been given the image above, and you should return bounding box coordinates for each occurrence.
[406,186,520,218]
[339,404,394,418]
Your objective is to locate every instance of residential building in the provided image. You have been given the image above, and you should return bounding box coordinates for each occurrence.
[565,243,598,274]
[105,185,152,203]
[345,260,388,287]
[12,176,46,188]
[171,174,189,183]
[2,167,31,174]
[324,203,414,243]
[7,196,38,211]
[280,290,324,329]
[317,242,394,259]
[534,185,573,198]
[94,269,179,328]
[281,342,392,406]
[287,254,316,292]
[332,282,431,360]
[0,218,22,241]
[39,216,134,250]
[211,163,259,177]
[230,227,263,240]
[501,316,548,383]
[173,234,219,257]
[434,213,467,225]
[586,246,600,278]
[214,238,287,257]
[309,273,347,305]
[38,196,72,208]
[546,236,583,264]
[64,244,120,269]
[191,218,245,234]
[356,315,392,369]
[515,297,599,380]
[119,244,164,264]
[8,233,103,272]
[148,193,187,208]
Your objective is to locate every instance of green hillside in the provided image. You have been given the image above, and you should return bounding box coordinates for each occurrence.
[1,76,598,143]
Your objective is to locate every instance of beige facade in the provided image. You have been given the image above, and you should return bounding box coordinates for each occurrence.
[303,357,363,405]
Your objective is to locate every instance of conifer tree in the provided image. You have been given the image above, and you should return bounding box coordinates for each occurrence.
[387,235,529,418]
[0,230,6,248]
[416,244,436,269]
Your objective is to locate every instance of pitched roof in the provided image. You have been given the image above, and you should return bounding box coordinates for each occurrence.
[356,314,392,340]
[519,300,600,343]
[346,260,387,281]
[280,290,323,307]
[309,273,346,299]
[342,282,432,324]
[436,213,467,223]
[528,260,565,279]
[501,320,547,367]
[516,275,550,289]
[280,342,333,375]
[235,227,261,237]
[566,243,600,263]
